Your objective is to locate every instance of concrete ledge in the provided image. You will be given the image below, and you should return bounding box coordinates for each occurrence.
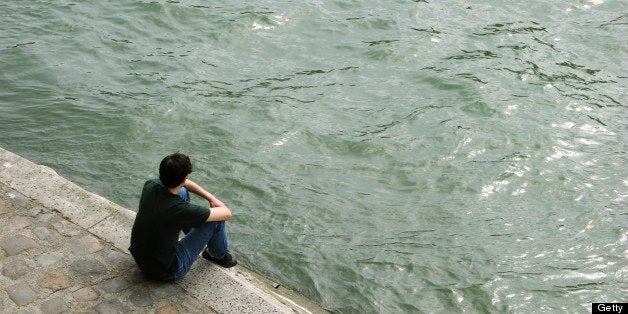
[0,156,114,229]
[0,146,326,314]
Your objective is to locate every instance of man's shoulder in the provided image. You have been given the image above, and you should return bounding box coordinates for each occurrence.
[144,179,161,187]
[142,179,165,192]
[139,179,164,201]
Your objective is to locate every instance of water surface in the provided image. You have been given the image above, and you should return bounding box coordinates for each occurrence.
[1,0,626,312]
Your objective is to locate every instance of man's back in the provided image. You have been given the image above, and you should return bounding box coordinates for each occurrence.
[129,179,209,280]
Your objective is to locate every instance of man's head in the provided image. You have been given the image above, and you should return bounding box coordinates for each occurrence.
[159,153,193,188]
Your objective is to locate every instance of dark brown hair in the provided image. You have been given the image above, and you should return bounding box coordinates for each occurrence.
[159,153,192,188]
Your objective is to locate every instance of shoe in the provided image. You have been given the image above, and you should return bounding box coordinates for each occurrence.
[202,249,237,268]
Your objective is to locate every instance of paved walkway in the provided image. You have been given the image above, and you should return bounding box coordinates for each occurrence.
[0,147,323,313]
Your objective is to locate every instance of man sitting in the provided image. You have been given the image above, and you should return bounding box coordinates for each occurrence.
[129,153,237,281]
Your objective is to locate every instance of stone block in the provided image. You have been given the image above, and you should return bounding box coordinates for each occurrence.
[28,205,46,217]
[38,270,74,292]
[4,191,30,209]
[40,296,68,314]
[0,234,39,256]
[6,215,32,232]
[124,267,148,284]
[0,147,22,168]
[35,252,64,268]
[32,226,57,242]
[0,160,112,229]
[72,286,100,302]
[52,220,80,237]
[0,198,12,215]
[93,298,130,313]
[97,276,131,293]
[155,305,179,314]
[89,208,134,252]
[105,249,135,271]
[1,259,31,280]
[36,212,54,223]
[5,283,36,306]
[70,258,108,283]
[148,281,183,299]
[68,234,102,255]
[128,288,153,307]
[178,262,292,314]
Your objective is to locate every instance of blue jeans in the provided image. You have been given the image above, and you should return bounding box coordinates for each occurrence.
[168,187,229,280]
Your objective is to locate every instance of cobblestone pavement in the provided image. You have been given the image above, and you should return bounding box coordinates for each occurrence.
[0,181,217,313]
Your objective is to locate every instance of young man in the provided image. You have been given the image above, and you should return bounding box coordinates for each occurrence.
[129,153,237,281]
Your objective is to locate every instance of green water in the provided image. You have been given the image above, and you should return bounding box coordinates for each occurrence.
[1,1,626,312]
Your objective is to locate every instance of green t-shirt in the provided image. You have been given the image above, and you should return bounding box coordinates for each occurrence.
[129,179,210,280]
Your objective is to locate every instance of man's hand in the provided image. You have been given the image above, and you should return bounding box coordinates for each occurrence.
[210,198,225,208]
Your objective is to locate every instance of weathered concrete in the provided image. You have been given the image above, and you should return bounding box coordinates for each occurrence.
[0,147,326,313]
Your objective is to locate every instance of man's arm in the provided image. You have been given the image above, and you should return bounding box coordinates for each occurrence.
[206,206,232,222]
[183,179,224,207]
[183,179,232,222]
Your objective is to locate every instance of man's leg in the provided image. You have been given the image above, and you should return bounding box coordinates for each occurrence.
[169,188,234,280]
[178,188,192,235]
[178,187,190,202]
[170,221,228,279]
[177,187,230,256]
[204,220,228,258]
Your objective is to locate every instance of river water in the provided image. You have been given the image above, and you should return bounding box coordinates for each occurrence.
[1,1,626,312]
